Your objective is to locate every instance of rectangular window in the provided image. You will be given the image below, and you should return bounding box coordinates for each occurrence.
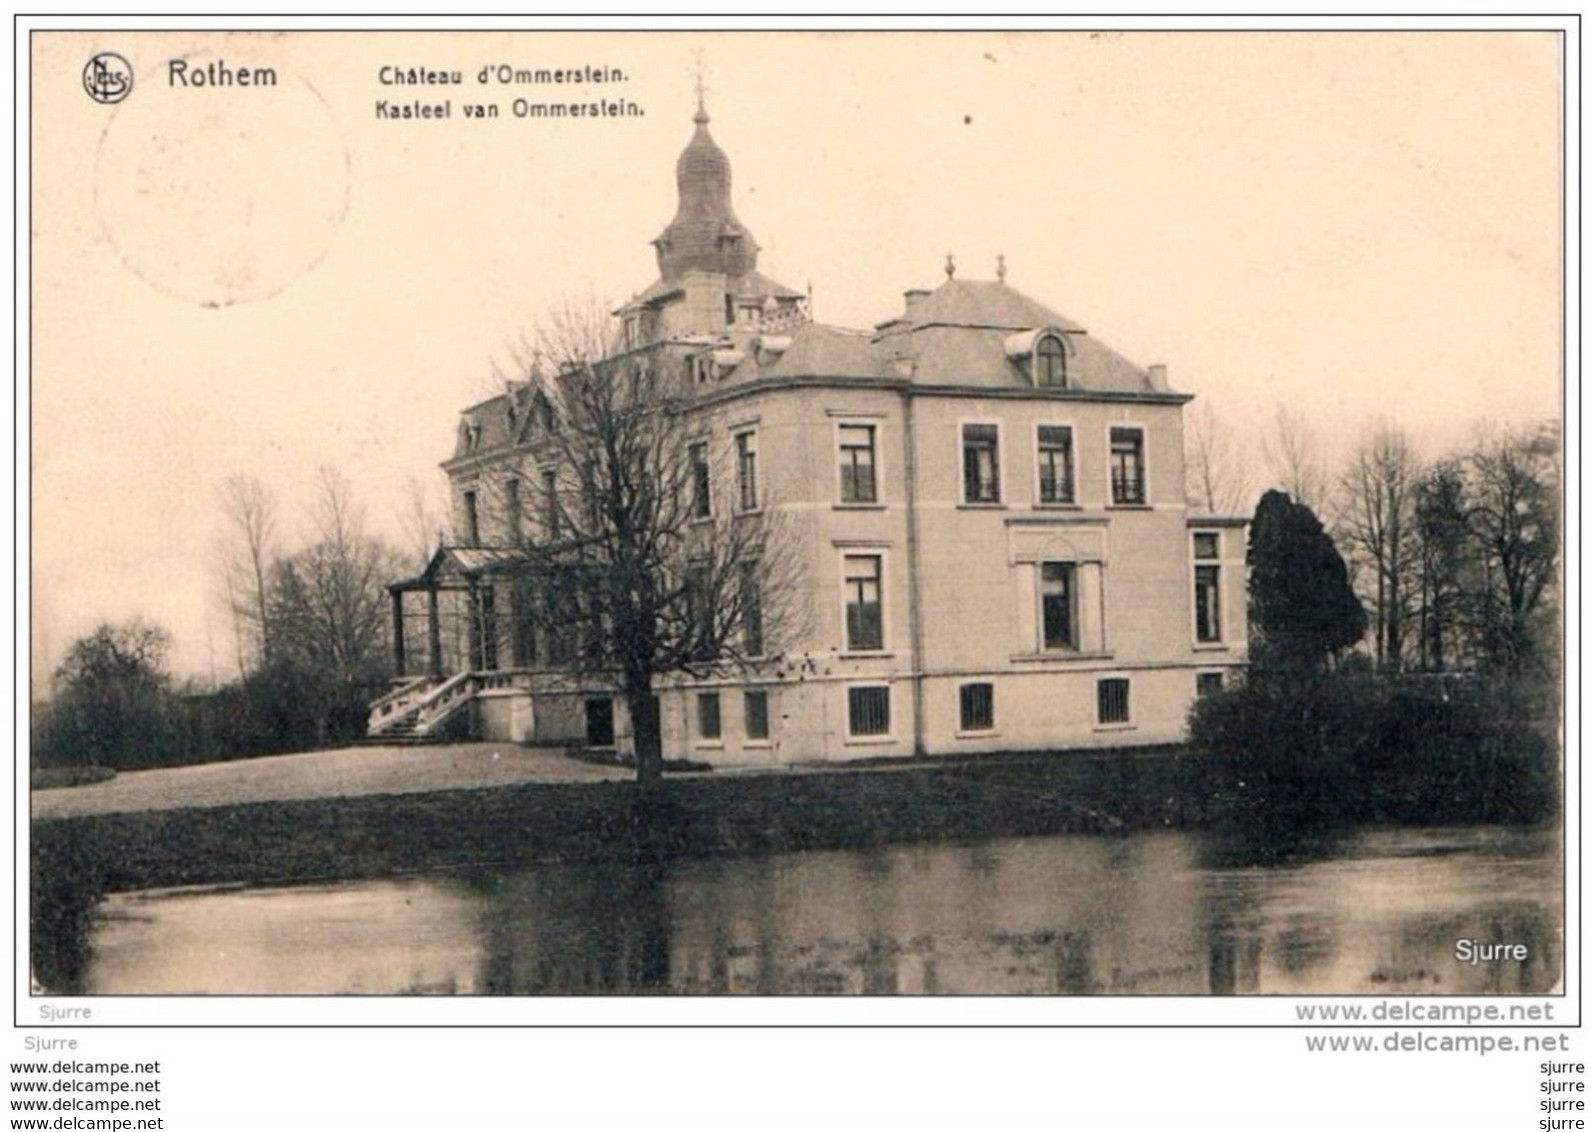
[462,489,480,545]
[740,561,764,657]
[1037,425,1075,504]
[1110,427,1146,505]
[687,562,713,661]
[1193,531,1220,560]
[1041,562,1077,650]
[844,554,884,651]
[736,431,758,511]
[959,683,995,732]
[1097,677,1131,725]
[1195,564,1223,643]
[697,692,722,741]
[962,423,1001,503]
[744,690,770,741]
[505,478,521,541]
[542,469,560,540]
[848,686,891,737]
[544,581,574,665]
[1197,672,1225,698]
[689,442,711,519]
[510,580,536,666]
[838,424,878,504]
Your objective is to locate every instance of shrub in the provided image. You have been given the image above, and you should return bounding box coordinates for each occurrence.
[1188,671,1557,826]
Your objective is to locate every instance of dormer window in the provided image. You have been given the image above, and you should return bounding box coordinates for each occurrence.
[1003,327,1073,388]
[1036,334,1068,387]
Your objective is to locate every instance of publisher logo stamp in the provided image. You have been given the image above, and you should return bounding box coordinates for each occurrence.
[83,53,133,104]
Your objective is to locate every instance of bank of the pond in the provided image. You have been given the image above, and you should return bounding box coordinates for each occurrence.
[33,747,1238,896]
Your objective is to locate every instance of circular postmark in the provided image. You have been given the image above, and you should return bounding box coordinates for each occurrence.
[82,52,134,104]
[93,53,350,308]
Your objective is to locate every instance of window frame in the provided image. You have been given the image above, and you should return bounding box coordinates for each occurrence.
[840,550,888,653]
[960,420,1003,506]
[1038,560,1079,652]
[1034,333,1069,388]
[744,689,771,743]
[1196,671,1226,698]
[1191,530,1226,645]
[688,439,712,520]
[461,488,480,546]
[504,477,522,542]
[1035,422,1077,506]
[835,419,882,506]
[1107,424,1149,507]
[958,682,996,734]
[845,683,894,742]
[734,428,759,513]
[696,691,723,744]
[541,467,561,540]
[1096,676,1132,727]
[740,560,765,658]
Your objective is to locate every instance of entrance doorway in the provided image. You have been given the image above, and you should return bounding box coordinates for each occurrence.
[585,697,616,747]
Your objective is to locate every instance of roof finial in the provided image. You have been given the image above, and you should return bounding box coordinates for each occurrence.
[693,54,709,125]
[945,252,957,279]
[996,253,1007,283]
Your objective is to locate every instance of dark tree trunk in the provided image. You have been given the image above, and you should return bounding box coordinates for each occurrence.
[625,672,662,785]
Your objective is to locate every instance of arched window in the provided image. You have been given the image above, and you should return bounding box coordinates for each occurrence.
[1036,334,1068,388]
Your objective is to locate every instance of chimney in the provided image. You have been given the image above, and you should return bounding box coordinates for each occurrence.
[1147,363,1169,392]
[903,289,931,318]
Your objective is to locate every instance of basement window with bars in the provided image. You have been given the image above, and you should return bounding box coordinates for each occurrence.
[1096,678,1131,726]
[959,683,995,732]
[847,685,891,738]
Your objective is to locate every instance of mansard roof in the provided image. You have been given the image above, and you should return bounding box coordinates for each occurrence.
[716,277,1175,397]
[879,278,1087,333]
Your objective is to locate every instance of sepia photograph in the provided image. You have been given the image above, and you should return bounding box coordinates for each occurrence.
[25,28,1565,1004]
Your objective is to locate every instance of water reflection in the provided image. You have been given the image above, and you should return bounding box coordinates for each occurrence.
[68,825,1559,996]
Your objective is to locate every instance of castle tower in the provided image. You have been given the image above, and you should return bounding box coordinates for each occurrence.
[652,99,760,280]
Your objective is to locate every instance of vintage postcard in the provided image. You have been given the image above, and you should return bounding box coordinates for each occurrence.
[25,28,1567,1020]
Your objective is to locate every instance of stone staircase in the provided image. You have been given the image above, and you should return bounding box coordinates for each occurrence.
[365,671,479,745]
[358,712,432,746]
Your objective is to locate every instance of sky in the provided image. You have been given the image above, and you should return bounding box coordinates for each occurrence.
[28,29,1565,682]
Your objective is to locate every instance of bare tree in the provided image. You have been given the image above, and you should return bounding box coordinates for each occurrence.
[488,302,805,783]
[1260,403,1328,512]
[1335,422,1421,670]
[1463,422,1559,677]
[1184,399,1250,514]
[270,467,404,693]
[396,473,447,572]
[215,475,279,678]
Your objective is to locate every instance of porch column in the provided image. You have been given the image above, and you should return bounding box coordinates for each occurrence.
[466,578,482,671]
[427,585,443,677]
[391,589,407,675]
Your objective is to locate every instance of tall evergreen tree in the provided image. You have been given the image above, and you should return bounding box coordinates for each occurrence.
[1248,490,1366,671]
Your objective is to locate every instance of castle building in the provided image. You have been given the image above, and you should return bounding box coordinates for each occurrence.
[369,103,1248,762]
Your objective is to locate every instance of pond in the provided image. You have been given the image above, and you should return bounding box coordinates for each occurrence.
[61,823,1559,995]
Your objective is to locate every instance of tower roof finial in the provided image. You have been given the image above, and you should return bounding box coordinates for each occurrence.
[693,56,709,125]
[945,252,957,279]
